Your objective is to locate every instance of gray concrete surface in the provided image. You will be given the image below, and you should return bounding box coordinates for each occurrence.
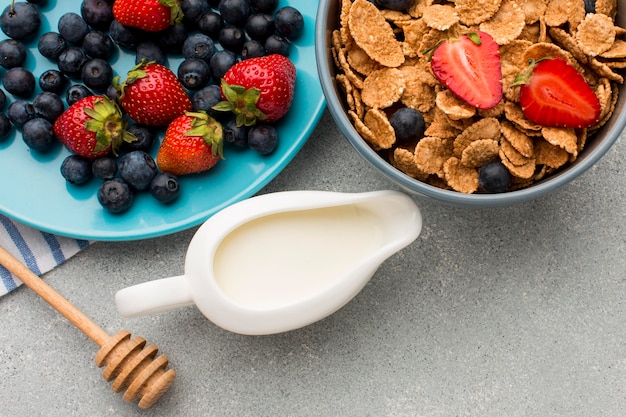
[1,110,624,417]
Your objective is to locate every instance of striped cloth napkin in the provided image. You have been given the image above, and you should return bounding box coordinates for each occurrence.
[0,214,90,297]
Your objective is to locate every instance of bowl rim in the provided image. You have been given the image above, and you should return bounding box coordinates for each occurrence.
[314,0,626,207]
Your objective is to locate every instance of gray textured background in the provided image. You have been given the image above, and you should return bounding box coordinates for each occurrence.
[1,110,624,417]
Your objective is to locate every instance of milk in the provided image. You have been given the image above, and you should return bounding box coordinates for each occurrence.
[213,205,385,309]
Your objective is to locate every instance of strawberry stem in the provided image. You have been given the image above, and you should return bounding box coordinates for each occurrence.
[184,111,224,159]
[213,79,268,127]
[83,96,136,156]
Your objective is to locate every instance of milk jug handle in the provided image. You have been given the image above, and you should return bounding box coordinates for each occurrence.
[115,275,194,318]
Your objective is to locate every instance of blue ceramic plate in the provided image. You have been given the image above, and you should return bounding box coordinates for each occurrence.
[0,0,324,241]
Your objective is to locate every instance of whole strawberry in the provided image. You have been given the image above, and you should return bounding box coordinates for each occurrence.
[112,0,183,32]
[156,111,224,175]
[214,54,296,126]
[514,57,601,129]
[430,30,502,110]
[53,95,135,159]
[114,61,192,126]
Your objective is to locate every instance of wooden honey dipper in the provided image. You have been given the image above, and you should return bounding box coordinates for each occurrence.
[0,245,176,409]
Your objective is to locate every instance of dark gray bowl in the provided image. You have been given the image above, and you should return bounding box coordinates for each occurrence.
[315,0,626,207]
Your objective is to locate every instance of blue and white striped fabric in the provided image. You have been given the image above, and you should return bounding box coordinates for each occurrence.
[0,214,90,297]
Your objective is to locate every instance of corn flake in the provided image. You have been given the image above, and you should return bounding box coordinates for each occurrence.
[364,108,396,150]
[392,148,430,180]
[348,0,405,68]
[361,67,405,108]
[541,126,579,156]
[460,139,501,167]
[576,13,616,57]
[479,0,526,45]
[444,157,480,193]
[455,0,502,25]
[422,4,459,30]
[414,136,454,177]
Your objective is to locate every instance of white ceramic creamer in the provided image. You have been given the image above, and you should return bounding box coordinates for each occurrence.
[115,190,422,335]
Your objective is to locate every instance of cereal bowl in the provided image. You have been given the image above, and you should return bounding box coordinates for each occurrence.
[315,0,626,207]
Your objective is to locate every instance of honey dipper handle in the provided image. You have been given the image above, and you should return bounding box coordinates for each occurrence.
[0,245,109,346]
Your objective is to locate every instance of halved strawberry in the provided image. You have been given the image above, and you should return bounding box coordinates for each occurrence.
[156,111,224,176]
[514,57,601,129]
[430,31,503,110]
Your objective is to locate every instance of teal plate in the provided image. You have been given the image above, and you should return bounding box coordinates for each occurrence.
[0,0,325,241]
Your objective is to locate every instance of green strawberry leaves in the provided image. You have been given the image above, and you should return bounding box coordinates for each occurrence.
[213,79,269,127]
[82,96,136,155]
[184,111,224,158]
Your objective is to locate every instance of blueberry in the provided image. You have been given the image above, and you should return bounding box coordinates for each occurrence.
[38,32,67,61]
[61,154,93,184]
[125,124,156,151]
[219,26,245,53]
[105,84,118,104]
[33,92,65,122]
[91,156,118,180]
[0,2,41,40]
[219,0,251,27]
[197,11,224,40]
[389,108,425,144]
[66,84,93,106]
[182,33,215,62]
[0,114,12,141]
[58,12,90,45]
[22,118,56,152]
[241,40,266,60]
[81,58,113,91]
[478,161,511,193]
[264,34,290,57]
[82,31,115,60]
[118,150,158,190]
[248,124,277,155]
[150,172,180,204]
[109,19,142,49]
[178,58,211,90]
[181,0,210,28]
[223,118,249,149]
[98,178,134,213]
[57,47,88,78]
[583,0,595,13]
[3,67,36,98]
[250,0,278,13]
[209,50,238,81]
[192,84,226,120]
[374,0,415,10]
[135,41,166,65]
[0,89,5,110]
[39,69,68,94]
[207,0,220,6]
[7,100,35,127]
[0,39,27,69]
[158,23,188,54]
[274,7,304,40]
[245,13,274,42]
[81,0,114,31]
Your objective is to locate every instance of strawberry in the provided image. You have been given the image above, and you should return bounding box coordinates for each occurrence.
[112,0,183,32]
[430,31,503,110]
[514,57,601,129]
[214,54,296,126]
[156,111,224,175]
[53,95,135,159]
[113,61,192,126]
